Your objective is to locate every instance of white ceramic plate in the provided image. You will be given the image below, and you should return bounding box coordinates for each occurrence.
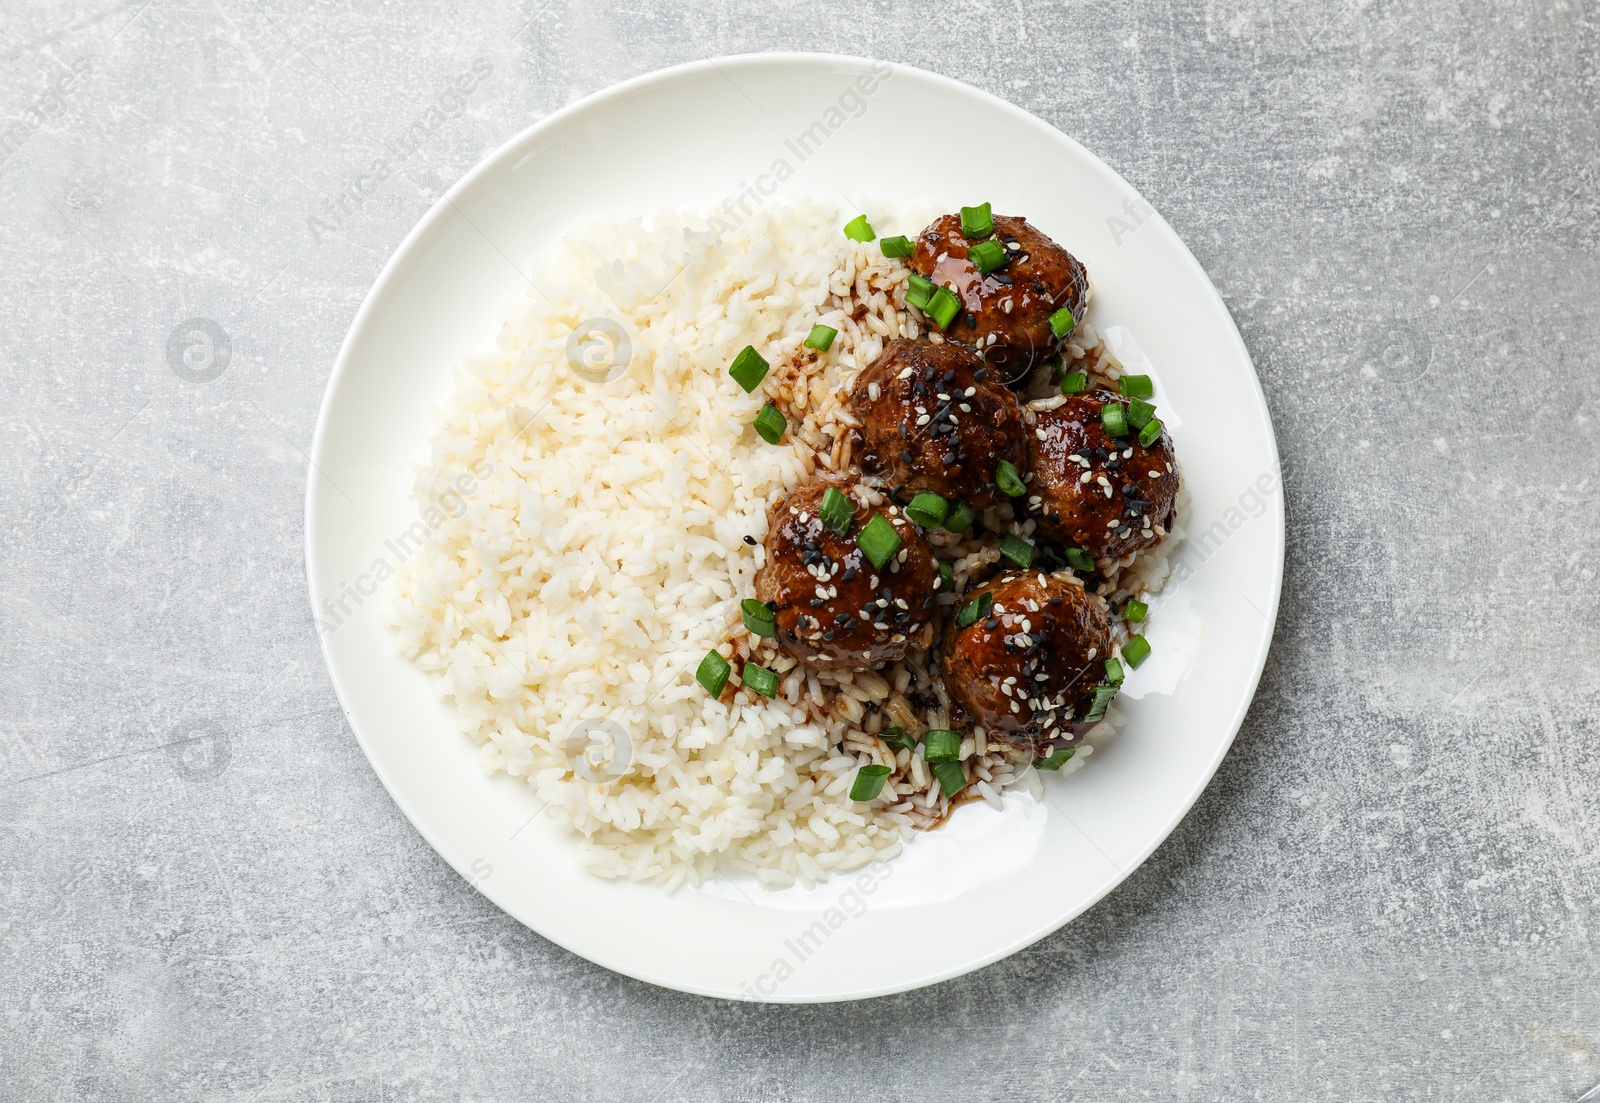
[306,53,1283,1003]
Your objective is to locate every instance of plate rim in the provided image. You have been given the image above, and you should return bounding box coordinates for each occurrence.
[305,50,1285,1002]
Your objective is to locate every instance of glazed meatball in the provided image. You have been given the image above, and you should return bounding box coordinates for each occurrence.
[848,338,1026,511]
[755,480,942,670]
[1028,390,1180,562]
[939,570,1114,746]
[908,213,1089,386]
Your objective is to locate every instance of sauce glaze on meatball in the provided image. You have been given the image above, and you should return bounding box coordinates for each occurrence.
[755,480,942,670]
[848,338,1025,511]
[908,214,1089,386]
[1027,390,1180,561]
[938,570,1113,748]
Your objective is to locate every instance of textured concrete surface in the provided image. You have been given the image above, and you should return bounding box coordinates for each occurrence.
[3,1,1598,1099]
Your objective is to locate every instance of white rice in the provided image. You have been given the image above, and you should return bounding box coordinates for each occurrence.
[389,197,1182,889]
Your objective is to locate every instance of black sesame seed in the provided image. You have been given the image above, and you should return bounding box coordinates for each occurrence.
[822,630,835,640]
[974,368,987,381]
[942,451,958,465]
[841,567,857,582]
[786,630,798,642]
[899,450,914,463]
[742,535,756,545]
[984,618,1001,630]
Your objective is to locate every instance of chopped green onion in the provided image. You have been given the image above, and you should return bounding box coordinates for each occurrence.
[696,650,731,697]
[743,663,779,698]
[740,598,777,638]
[967,239,1007,274]
[905,491,950,528]
[1118,374,1154,399]
[1104,657,1125,684]
[1060,371,1087,395]
[956,591,992,628]
[1065,547,1096,573]
[1139,418,1164,448]
[943,501,975,532]
[879,727,918,754]
[959,203,993,238]
[1084,684,1119,723]
[1122,634,1152,668]
[937,559,954,591]
[879,235,913,258]
[849,763,891,801]
[843,214,875,242]
[905,272,935,311]
[999,533,1034,568]
[1123,598,1148,623]
[753,403,786,444]
[803,324,838,351]
[856,514,903,570]
[995,459,1026,497]
[931,759,968,797]
[926,286,961,330]
[1126,398,1156,430]
[1049,306,1076,339]
[1101,402,1129,438]
[923,728,961,762]
[818,486,854,536]
[1034,746,1076,771]
[728,345,769,392]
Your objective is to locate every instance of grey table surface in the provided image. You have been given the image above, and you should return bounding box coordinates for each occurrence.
[3,0,1597,1099]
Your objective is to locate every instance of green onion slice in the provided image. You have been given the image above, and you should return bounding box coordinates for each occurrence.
[1060,371,1087,395]
[1126,398,1156,431]
[843,214,875,242]
[926,286,961,330]
[879,727,918,754]
[1119,374,1154,399]
[1122,634,1152,668]
[879,235,914,258]
[905,491,950,528]
[1049,306,1076,339]
[1083,684,1119,724]
[943,501,975,533]
[967,239,1007,274]
[1103,657,1125,684]
[728,345,769,392]
[803,324,838,351]
[1101,402,1129,438]
[959,203,993,238]
[1034,747,1076,771]
[1065,547,1096,573]
[856,514,903,570]
[905,272,935,311]
[753,403,786,445]
[849,763,891,801]
[956,591,992,629]
[995,459,1026,497]
[937,559,954,592]
[931,759,968,797]
[1123,598,1148,623]
[818,487,854,536]
[740,598,777,638]
[1139,418,1164,448]
[743,663,779,698]
[696,650,731,697]
[999,533,1034,568]
[923,728,961,762]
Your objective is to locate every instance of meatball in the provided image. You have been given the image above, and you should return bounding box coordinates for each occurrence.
[848,338,1026,511]
[908,213,1089,386]
[939,570,1114,747]
[1028,390,1180,561]
[755,480,942,670]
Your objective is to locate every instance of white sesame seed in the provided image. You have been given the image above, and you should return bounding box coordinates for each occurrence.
[1080,471,1093,484]
[936,392,950,402]
[868,382,881,400]
[959,403,972,413]
[1035,429,1048,440]
[897,367,913,380]
[1087,647,1097,659]
[916,414,930,426]
[964,387,977,397]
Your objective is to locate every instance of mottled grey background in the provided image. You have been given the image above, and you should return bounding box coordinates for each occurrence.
[3,0,1597,1099]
